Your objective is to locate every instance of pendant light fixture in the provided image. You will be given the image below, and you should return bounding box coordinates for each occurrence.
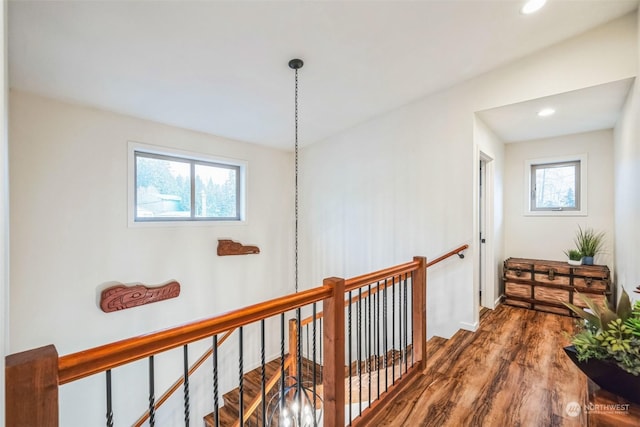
[289,58,303,294]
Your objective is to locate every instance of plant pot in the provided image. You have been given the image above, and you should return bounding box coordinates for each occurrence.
[564,345,640,404]
[568,259,582,266]
[582,256,594,265]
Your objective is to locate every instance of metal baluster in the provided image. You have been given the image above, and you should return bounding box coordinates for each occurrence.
[368,283,372,404]
[383,278,388,393]
[348,290,352,425]
[261,320,266,427]
[239,327,244,426]
[312,303,317,427]
[280,313,285,410]
[398,275,403,377]
[105,370,113,427]
[213,335,219,427]
[376,281,381,400]
[306,323,310,381]
[392,275,396,385]
[319,318,323,366]
[183,345,190,426]
[148,355,156,427]
[358,287,362,416]
[404,274,409,373]
[296,307,302,427]
[410,272,415,367]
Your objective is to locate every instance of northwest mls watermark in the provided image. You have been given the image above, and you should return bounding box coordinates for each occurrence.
[565,401,631,417]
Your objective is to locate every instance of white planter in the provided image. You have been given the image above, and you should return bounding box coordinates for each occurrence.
[568,259,583,266]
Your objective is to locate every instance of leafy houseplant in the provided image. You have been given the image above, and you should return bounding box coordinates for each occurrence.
[564,249,583,266]
[563,290,640,403]
[573,225,605,265]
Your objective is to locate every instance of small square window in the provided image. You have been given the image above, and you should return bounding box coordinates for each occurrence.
[525,155,587,216]
[531,160,580,211]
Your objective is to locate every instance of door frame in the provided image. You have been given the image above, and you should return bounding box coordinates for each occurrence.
[477,151,497,310]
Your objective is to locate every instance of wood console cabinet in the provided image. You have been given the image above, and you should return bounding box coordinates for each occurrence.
[503,257,611,316]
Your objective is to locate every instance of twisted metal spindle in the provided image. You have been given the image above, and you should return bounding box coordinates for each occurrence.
[213,335,219,427]
[105,370,113,427]
[238,326,244,427]
[183,345,190,426]
[148,356,156,427]
[261,320,266,427]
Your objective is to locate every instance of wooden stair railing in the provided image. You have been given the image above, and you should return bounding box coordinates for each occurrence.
[195,246,469,425]
[6,245,468,427]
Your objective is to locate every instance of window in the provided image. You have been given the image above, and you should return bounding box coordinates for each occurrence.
[132,146,243,222]
[525,155,587,216]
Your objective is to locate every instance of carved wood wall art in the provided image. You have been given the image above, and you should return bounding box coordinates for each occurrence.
[100,281,180,313]
[217,239,260,256]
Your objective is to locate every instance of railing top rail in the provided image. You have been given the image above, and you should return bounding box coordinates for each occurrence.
[344,260,420,293]
[426,244,468,268]
[58,285,333,385]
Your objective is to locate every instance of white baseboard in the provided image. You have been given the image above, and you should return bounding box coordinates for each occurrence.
[460,320,478,332]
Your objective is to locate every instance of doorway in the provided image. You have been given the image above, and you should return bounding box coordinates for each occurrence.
[478,152,495,311]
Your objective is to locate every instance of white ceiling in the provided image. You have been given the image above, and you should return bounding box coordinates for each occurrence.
[8,0,639,150]
[477,78,636,143]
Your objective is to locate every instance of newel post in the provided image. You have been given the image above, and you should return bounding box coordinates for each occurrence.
[412,256,427,371]
[6,344,59,427]
[322,277,345,427]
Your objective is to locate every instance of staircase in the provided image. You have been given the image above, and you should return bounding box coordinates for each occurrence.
[204,356,323,427]
[204,348,413,426]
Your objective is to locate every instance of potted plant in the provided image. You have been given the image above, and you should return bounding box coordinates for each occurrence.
[564,249,583,266]
[563,290,640,403]
[573,225,605,265]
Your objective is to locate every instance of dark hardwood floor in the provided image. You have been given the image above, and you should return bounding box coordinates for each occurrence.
[369,304,588,427]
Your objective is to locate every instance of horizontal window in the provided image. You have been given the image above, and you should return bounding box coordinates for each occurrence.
[132,147,243,222]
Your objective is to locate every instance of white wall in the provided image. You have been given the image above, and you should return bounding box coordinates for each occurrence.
[9,91,294,425]
[300,13,636,339]
[613,8,640,301]
[504,130,615,267]
[1,1,8,424]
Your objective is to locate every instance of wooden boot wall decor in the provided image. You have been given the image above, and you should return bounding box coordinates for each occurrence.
[217,239,260,256]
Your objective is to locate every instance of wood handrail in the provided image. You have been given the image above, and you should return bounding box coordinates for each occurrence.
[300,244,468,326]
[426,244,468,268]
[58,285,333,385]
[344,260,420,292]
[132,328,236,427]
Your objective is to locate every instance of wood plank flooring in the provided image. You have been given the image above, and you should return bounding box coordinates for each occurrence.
[368,304,588,427]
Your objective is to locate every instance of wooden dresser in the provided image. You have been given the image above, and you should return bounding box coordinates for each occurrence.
[503,257,611,316]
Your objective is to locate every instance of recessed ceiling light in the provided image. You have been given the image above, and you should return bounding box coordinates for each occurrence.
[537,108,556,117]
[521,0,548,15]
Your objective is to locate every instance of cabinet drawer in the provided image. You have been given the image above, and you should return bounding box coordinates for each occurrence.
[505,282,531,299]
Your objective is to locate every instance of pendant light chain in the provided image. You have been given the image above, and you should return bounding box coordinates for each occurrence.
[294,67,299,294]
[289,58,303,294]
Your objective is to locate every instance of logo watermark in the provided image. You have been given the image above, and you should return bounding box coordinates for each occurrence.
[565,400,631,417]
[565,401,581,417]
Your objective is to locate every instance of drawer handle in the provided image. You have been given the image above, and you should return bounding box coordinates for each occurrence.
[548,269,555,281]
[515,268,522,277]
[585,277,593,286]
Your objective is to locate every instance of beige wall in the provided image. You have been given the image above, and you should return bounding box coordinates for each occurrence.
[9,91,294,425]
[1,0,7,423]
[504,130,615,267]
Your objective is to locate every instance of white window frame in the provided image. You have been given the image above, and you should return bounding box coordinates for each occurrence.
[128,141,247,227]
[524,154,587,216]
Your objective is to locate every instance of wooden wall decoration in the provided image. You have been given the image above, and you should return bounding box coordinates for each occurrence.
[100,281,180,313]
[217,239,260,256]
